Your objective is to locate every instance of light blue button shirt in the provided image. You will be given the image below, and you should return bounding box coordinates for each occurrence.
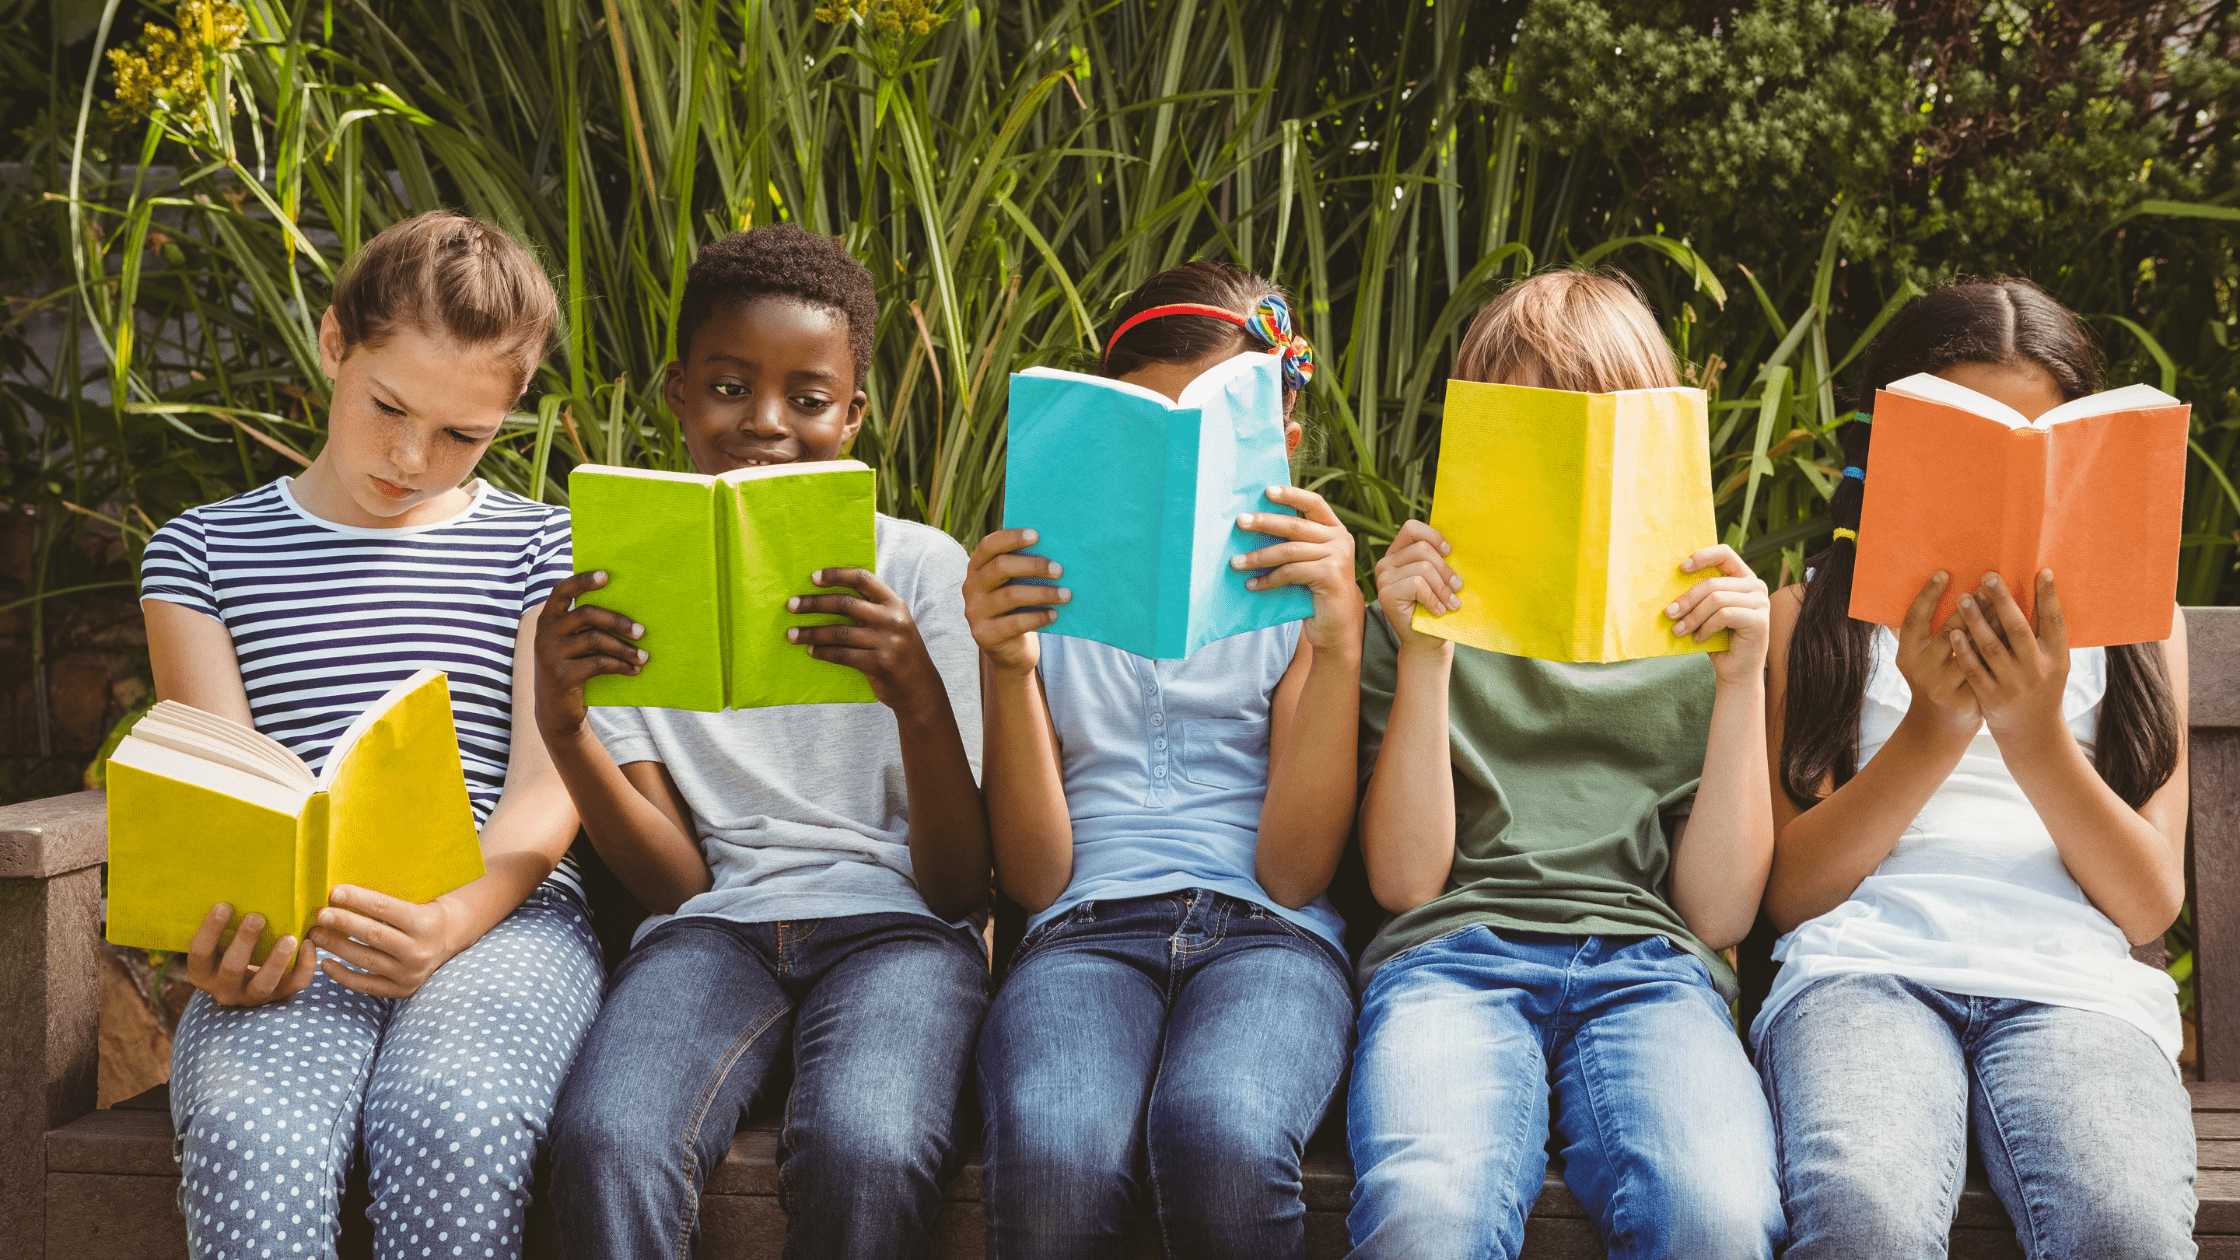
[1030,622,1347,951]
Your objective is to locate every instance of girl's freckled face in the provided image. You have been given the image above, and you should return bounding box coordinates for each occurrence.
[302,311,520,529]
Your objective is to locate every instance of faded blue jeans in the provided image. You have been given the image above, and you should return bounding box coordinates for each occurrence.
[548,912,990,1260]
[1759,972,2196,1259]
[1345,927,1784,1260]
[976,890,1356,1260]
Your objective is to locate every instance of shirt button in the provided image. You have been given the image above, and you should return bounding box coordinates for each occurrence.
[1154,765,1167,777]
[1151,713,1164,726]
[1154,738,1167,750]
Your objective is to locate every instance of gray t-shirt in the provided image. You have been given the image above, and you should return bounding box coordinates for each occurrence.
[589,514,983,938]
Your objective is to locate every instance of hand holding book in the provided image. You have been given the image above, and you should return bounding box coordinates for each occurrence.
[1227,484,1361,655]
[1948,569,2075,742]
[184,902,319,1008]
[784,566,953,711]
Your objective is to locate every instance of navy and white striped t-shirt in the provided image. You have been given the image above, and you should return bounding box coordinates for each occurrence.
[140,476,582,899]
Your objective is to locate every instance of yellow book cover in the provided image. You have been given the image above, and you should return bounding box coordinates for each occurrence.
[1414,381,1725,663]
[105,670,486,954]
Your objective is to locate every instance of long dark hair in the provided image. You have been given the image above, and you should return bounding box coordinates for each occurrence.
[1101,260,1303,420]
[1779,278,2181,810]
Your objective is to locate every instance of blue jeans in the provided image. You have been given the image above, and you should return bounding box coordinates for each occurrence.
[976,890,1356,1259]
[1345,927,1784,1260]
[1760,972,2196,1258]
[170,883,603,1260]
[549,912,990,1260]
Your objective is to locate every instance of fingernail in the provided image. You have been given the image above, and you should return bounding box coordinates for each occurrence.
[1231,556,1249,570]
[786,628,799,643]
[1047,563,1062,577]
[1022,529,1038,544]
[811,570,825,584]
[1932,572,1948,584]
[1449,574,1464,590]
[1440,542,1452,555]
[630,622,645,639]
[1666,603,1681,618]
[1674,621,1688,635]
[1238,514,1255,528]
[636,649,649,663]
[1984,573,2000,586]
[786,597,800,612]
[2041,569,2054,581]
[1447,596,1461,611]
[1057,590,1072,603]
[243,913,264,929]
[1959,595,1974,608]
[215,903,232,917]
[592,571,608,584]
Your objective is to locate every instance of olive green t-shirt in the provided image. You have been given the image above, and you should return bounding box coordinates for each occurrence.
[1357,608,1733,997]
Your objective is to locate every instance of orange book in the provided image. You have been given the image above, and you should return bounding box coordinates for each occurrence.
[1849,373,2190,649]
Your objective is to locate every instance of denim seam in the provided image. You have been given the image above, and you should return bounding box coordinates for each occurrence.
[675,996,791,1260]
[1247,905,1355,990]
[1570,1017,1632,1253]
[1971,1046,2050,1256]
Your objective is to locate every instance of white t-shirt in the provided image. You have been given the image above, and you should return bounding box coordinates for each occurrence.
[1751,626,2181,1064]
[588,514,982,939]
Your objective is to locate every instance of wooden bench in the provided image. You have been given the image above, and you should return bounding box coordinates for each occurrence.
[9,605,2240,1258]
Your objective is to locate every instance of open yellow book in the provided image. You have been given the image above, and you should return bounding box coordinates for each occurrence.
[104,670,486,954]
[1415,380,1726,663]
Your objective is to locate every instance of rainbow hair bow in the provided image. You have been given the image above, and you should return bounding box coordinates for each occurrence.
[1243,294,1316,391]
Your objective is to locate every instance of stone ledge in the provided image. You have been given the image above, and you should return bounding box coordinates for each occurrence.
[0,791,107,881]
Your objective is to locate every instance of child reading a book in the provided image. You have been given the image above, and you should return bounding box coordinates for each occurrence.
[1759,278,2195,1256]
[1345,270,1786,1259]
[540,225,990,1259]
[963,261,1362,1258]
[144,211,601,1259]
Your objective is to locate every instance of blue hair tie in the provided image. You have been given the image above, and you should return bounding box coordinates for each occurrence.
[1842,466,1864,481]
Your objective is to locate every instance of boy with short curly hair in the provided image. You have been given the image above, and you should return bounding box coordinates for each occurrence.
[543,225,990,1259]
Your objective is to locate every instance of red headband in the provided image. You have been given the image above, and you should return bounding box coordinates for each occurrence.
[1103,303,1251,360]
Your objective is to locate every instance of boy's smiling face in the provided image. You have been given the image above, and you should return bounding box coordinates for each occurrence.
[664,297,866,474]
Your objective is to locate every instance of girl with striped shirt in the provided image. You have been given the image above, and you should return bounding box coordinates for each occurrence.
[143,211,603,1260]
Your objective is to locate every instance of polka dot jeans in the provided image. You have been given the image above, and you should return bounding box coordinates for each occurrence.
[169,883,602,1260]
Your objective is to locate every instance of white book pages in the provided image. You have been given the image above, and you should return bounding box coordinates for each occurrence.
[108,734,310,817]
[1883,372,2178,430]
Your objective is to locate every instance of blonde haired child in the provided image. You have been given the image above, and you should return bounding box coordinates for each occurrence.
[146,211,600,1259]
[1345,270,1785,1259]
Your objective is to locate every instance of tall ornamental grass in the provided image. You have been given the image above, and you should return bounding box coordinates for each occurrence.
[9,0,2237,617]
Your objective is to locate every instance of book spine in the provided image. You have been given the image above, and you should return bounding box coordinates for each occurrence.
[2004,430,2051,626]
[1581,394,1615,660]
[1159,406,1199,658]
[716,480,738,706]
[296,791,329,943]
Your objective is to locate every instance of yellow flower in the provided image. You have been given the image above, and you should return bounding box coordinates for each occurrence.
[107,0,250,127]
[811,0,946,42]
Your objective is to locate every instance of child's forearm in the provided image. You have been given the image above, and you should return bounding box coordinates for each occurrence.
[1359,642,1456,913]
[543,725,712,913]
[1667,673,1773,950]
[894,688,993,922]
[1999,718,2186,943]
[1256,640,1361,908]
[1765,711,1972,931]
[981,657,1075,911]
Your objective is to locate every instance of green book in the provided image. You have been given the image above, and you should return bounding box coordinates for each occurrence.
[567,460,879,710]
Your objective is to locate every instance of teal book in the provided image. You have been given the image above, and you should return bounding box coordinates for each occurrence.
[1003,353,1312,660]
[568,461,878,710]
